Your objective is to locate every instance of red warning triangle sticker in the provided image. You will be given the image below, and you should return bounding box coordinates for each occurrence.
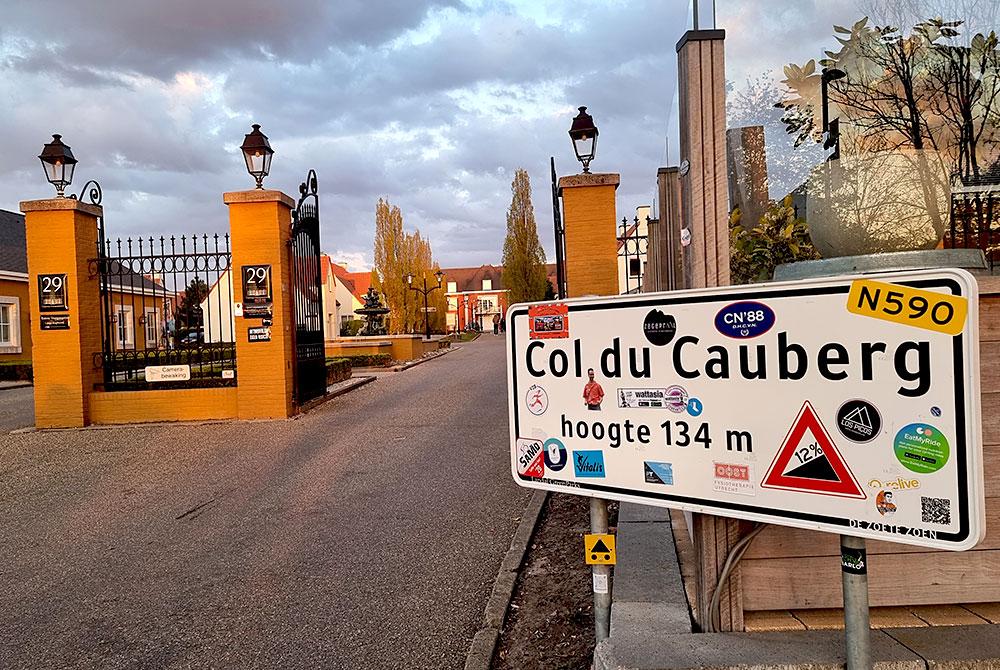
[761,401,866,499]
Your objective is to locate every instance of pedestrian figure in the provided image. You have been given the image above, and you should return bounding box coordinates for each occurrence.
[500,316,506,334]
[583,368,604,410]
[493,313,500,335]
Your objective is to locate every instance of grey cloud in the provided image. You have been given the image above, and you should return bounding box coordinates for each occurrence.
[2,0,460,80]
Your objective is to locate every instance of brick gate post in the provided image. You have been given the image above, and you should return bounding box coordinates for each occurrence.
[225,190,296,419]
[19,198,103,428]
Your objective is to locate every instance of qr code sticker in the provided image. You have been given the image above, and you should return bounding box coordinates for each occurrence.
[921,496,951,525]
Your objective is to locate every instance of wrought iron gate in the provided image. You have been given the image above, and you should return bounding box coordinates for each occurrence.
[290,170,327,404]
[617,215,648,294]
[89,181,237,390]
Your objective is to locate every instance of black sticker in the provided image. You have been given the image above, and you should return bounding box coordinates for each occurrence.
[643,309,677,346]
[841,546,867,575]
[837,399,882,443]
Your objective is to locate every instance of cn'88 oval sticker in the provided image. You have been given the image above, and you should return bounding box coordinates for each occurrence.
[847,279,968,335]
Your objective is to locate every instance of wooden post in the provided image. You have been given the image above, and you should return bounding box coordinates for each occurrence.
[558,173,620,298]
[676,26,744,631]
[224,189,297,419]
[20,198,103,428]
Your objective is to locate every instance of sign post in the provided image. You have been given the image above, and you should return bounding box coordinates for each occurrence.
[840,534,871,669]
[507,269,984,658]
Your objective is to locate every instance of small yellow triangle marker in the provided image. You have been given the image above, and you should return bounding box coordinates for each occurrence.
[584,533,616,565]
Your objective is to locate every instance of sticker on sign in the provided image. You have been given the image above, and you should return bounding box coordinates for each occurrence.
[505,269,984,551]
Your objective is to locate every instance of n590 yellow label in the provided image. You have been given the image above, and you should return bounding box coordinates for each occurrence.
[847,279,967,335]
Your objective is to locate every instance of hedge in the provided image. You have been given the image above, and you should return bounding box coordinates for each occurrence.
[0,361,32,381]
[326,357,352,385]
[327,353,392,368]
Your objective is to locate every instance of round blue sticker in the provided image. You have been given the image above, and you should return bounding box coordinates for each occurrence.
[687,397,703,417]
[714,301,775,339]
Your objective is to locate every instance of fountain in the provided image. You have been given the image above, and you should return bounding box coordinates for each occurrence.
[355,286,390,336]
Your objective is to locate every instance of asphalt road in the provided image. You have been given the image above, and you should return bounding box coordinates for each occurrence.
[0,386,33,432]
[0,335,529,669]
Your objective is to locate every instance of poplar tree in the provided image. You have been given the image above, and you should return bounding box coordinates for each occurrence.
[373,198,407,334]
[501,168,547,304]
[373,198,446,334]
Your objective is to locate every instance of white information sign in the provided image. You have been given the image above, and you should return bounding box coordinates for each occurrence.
[506,269,984,550]
[145,364,192,383]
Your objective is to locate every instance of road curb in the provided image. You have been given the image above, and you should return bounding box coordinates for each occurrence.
[296,375,377,414]
[464,489,548,670]
[390,345,453,372]
[0,382,32,392]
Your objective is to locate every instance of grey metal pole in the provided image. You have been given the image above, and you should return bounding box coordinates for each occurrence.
[591,497,612,642]
[840,535,872,670]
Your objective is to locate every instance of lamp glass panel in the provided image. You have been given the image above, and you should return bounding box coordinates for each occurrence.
[245,151,266,174]
[43,161,61,183]
[573,135,595,161]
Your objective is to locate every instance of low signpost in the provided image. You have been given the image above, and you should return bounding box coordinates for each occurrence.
[507,269,984,667]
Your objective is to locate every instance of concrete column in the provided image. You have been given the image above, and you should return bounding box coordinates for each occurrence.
[20,198,103,428]
[677,29,729,289]
[558,173,620,298]
[224,189,296,419]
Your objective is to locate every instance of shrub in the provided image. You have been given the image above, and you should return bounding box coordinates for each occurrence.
[327,353,392,368]
[326,358,352,384]
[341,319,365,336]
[730,197,820,284]
[0,361,32,381]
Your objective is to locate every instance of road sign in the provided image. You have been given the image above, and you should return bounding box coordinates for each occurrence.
[584,533,616,564]
[421,307,437,312]
[506,269,984,550]
[760,401,865,498]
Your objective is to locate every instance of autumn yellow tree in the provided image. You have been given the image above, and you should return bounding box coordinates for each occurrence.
[373,198,407,334]
[373,198,446,334]
[501,168,547,304]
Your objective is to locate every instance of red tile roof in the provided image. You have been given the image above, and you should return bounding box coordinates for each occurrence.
[439,264,505,293]
[345,271,371,300]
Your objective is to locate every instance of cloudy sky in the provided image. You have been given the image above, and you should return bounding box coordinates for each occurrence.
[0,0,923,270]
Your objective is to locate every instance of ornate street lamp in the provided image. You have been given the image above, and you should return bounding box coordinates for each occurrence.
[568,106,598,173]
[407,271,443,340]
[240,123,274,189]
[38,134,78,198]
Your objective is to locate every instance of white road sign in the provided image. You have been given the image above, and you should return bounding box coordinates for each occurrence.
[145,364,192,382]
[506,269,984,550]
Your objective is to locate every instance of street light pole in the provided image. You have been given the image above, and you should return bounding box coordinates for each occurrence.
[407,270,443,340]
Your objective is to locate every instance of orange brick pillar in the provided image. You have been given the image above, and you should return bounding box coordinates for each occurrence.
[225,190,296,419]
[19,198,103,428]
[557,173,620,298]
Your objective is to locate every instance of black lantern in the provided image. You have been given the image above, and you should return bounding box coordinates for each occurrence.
[568,106,598,173]
[38,134,78,198]
[434,269,443,285]
[821,68,848,161]
[406,273,415,286]
[240,123,274,189]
